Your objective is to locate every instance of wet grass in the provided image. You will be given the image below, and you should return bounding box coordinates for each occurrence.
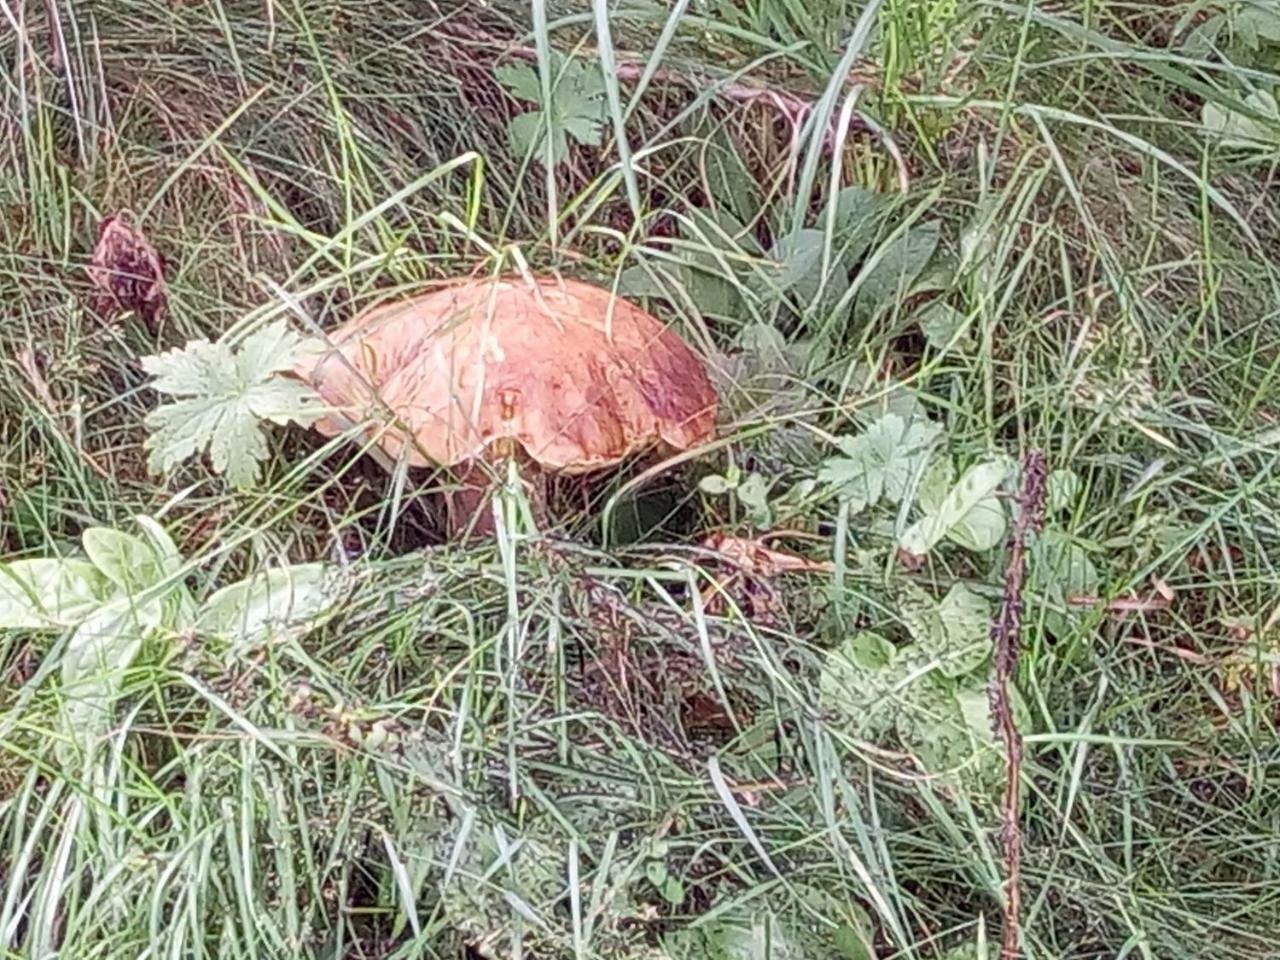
[2,1,1279,958]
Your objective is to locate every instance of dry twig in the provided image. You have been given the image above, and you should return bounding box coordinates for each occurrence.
[990,450,1047,960]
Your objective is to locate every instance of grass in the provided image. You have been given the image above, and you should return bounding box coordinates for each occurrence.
[2,0,1279,958]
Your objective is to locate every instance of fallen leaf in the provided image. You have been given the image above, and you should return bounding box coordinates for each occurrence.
[87,211,167,332]
[700,533,833,577]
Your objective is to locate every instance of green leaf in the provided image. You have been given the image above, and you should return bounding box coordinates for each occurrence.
[737,473,773,528]
[0,558,113,629]
[82,527,165,594]
[1202,89,1280,149]
[699,474,735,496]
[1033,528,1100,599]
[900,459,1010,556]
[506,110,555,162]
[493,63,542,102]
[824,186,880,253]
[1240,6,1280,44]
[917,300,970,351]
[853,222,941,321]
[497,54,607,168]
[820,631,899,740]
[59,594,164,761]
[1047,468,1081,514]
[142,320,324,488]
[898,582,992,678]
[1182,13,1225,57]
[818,413,943,512]
[660,876,685,905]
[667,911,809,960]
[916,456,955,514]
[196,563,336,650]
[762,227,850,314]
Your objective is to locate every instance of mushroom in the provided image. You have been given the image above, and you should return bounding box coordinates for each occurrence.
[295,273,718,535]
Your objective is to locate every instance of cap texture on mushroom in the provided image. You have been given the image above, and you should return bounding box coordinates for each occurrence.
[296,274,717,473]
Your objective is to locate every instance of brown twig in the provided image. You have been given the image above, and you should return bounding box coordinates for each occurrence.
[990,450,1047,960]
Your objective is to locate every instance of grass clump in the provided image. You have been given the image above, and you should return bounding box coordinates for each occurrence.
[3,1,1279,958]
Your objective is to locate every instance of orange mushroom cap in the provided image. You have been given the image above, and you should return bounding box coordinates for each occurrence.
[295,274,718,473]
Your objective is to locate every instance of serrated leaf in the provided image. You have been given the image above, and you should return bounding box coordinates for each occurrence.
[818,413,942,512]
[854,222,941,321]
[0,558,112,629]
[900,459,1010,556]
[141,339,235,396]
[498,54,606,168]
[494,62,542,102]
[142,321,323,488]
[560,113,604,146]
[196,563,336,651]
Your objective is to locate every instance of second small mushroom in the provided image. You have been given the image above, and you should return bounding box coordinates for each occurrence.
[295,273,718,534]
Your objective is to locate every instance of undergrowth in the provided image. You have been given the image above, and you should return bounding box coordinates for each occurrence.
[2,1,1279,959]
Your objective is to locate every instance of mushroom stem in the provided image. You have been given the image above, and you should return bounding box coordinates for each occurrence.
[445,460,496,538]
[444,456,548,539]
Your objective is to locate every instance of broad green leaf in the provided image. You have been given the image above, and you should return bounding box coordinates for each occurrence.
[904,690,980,785]
[1047,468,1081,514]
[1033,528,1100,599]
[900,459,1010,556]
[60,594,164,760]
[142,320,324,488]
[853,222,941,321]
[820,631,899,740]
[197,563,335,649]
[762,227,850,314]
[916,456,955,514]
[917,300,970,351]
[823,186,880,258]
[1182,13,1225,57]
[898,582,992,678]
[82,527,165,593]
[62,595,163,691]
[903,671,1027,801]
[1241,6,1280,44]
[506,110,561,164]
[0,558,112,629]
[706,131,763,226]
[1202,89,1280,149]
[818,413,942,512]
[666,911,809,960]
